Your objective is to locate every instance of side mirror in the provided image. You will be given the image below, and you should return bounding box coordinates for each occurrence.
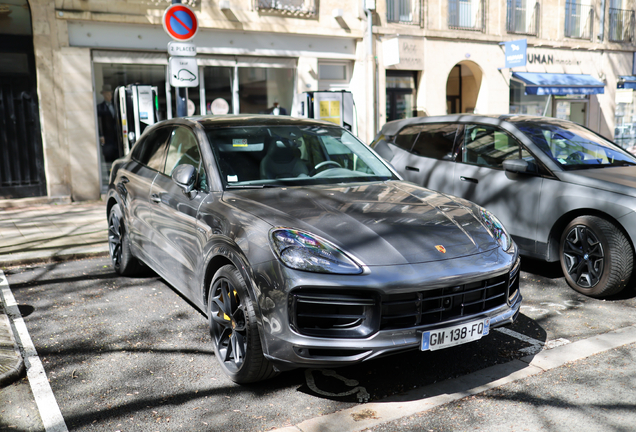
[172,164,197,194]
[502,159,529,174]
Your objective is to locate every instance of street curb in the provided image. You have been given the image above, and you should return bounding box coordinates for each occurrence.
[272,325,636,432]
[0,248,110,270]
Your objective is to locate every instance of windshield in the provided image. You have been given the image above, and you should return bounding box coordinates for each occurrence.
[205,125,398,188]
[515,121,636,171]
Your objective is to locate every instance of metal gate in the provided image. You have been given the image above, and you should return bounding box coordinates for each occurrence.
[0,68,46,199]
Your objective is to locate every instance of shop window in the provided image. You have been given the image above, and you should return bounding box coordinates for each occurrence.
[238,67,294,115]
[94,62,170,192]
[203,67,233,115]
[614,88,636,151]
[386,71,417,122]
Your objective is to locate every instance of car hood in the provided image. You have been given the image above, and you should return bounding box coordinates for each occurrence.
[222,181,500,266]
[557,165,636,198]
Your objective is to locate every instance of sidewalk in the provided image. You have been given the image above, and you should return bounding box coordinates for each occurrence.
[0,200,109,387]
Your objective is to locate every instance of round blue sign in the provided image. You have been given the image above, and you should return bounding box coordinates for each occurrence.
[163,4,199,41]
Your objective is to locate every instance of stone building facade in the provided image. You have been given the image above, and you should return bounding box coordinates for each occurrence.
[1,0,636,202]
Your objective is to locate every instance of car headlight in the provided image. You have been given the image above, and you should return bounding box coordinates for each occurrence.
[478,208,513,252]
[269,228,363,274]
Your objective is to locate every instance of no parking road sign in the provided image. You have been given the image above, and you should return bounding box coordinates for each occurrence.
[163,4,199,41]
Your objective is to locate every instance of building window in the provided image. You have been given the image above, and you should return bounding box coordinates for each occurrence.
[448,0,485,31]
[506,0,539,36]
[255,0,316,15]
[564,1,594,40]
[608,2,635,42]
[387,0,421,25]
[319,63,347,81]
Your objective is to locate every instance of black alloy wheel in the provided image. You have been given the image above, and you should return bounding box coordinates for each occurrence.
[560,216,633,298]
[108,204,143,276]
[108,207,123,271]
[208,265,276,383]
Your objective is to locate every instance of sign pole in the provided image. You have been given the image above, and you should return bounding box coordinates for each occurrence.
[172,0,188,118]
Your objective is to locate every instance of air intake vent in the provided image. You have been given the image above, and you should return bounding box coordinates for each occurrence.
[380,273,509,330]
[290,290,379,338]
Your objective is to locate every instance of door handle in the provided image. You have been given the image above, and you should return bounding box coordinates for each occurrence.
[405,166,420,172]
[460,176,479,184]
[151,193,161,203]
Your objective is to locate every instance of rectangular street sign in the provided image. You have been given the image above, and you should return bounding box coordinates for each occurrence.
[168,41,197,57]
[169,56,199,88]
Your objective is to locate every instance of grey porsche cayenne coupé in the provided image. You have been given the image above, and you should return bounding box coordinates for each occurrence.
[372,115,636,298]
[107,115,521,383]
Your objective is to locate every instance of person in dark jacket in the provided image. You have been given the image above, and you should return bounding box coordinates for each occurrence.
[97,84,119,163]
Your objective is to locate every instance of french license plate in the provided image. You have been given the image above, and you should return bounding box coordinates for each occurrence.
[421,319,490,351]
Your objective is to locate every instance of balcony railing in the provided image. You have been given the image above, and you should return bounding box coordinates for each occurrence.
[608,7,635,42]
[448,0,485,31]
[387,0,422,25]
[564,1,594,40]
[506,1,539,36]
[255,0,316,16]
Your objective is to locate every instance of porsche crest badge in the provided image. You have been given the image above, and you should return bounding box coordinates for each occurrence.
[435,245,446,253]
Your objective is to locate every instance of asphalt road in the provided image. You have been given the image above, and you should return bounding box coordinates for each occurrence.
[1,256,635,431]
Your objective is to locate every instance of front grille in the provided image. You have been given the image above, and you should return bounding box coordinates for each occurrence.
[290,261,519,338]
[380,273,509,330]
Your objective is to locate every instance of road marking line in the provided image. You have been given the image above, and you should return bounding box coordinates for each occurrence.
[0,270,69,432]
[495,327,571,355]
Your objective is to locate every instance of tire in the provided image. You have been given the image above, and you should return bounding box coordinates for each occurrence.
[559,216,633,297]
[108,204,144,276]
[208,265,277,384]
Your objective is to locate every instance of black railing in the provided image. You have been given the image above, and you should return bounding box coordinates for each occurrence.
[255,0,316,15]
[448,0,485,31]
[387,0,421,25]
[564,1,594,40]
[506,1,539,35]
[608,7,635,42]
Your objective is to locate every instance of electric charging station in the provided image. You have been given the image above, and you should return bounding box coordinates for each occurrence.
[114,84,159,155]
[296,91,356,134]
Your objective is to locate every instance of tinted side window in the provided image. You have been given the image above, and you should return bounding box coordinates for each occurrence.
[163,127,207,190]
[409,124,459,160]
[394,124,459,160]
[131,127,171,171]
[393,130,417,152]
[462,125,521,168]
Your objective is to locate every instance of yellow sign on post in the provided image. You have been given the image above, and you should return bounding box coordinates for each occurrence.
[318,99,342,125]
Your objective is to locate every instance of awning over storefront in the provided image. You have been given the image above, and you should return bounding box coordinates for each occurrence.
[618,76,636,89]
[512,72,605,95]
